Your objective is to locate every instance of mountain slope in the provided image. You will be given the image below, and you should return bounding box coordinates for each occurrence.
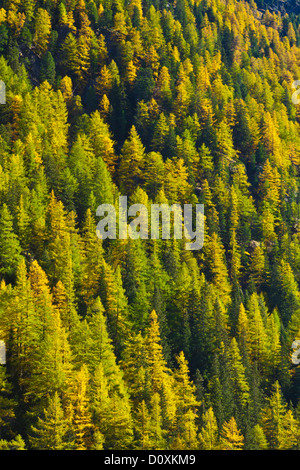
[0,0,300,450]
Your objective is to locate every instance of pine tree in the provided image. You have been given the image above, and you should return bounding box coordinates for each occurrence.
[173,351,199,412]
[100,261,131,357]
[52,280,80,347]
[157,66,172,106]
[1,259,37,391]
[118,126,146,195]
[61,34,79,77]
[278,410,298,450]
[69,365,93,450]
[0,366,16,440]
[145,311,173,396]
[246,424,268,450]
[90,362,133,449]
[16,193,31,250]
[143,151,165,200]
[40,52,56,86]
[237,303,249,359]
[29,392,72,450]
[265,309,281,381]
[248,245,265,288]
[148,392,166,450]
[80,208,104,308]
[46,192,77,303]
[134,400,153,450]
[83,298,120,381]
[260,381,287,450]
[87,111,116,174]
[145,311,177,435]
[227,337,250,422]
[220,417,244,450]
[151,113,170,154]
[171,351,199,449]
[203,232,231,307]
[120,331,150,406]
[2,0,300,452]
[33,9,52,56]
[0,434,26,450]
[246,293,268,369]
[198,407,219,450]
[26,260,73,404]
[0,204,22,281]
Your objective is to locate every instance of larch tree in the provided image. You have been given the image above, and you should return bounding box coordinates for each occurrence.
[29,392,72,450]
[3,259,37,391]
[26,260,73,405]
[80,208,104,309]
[90,362,133,449]
[0,203,22,281]
[118,126,146,195]
[260,381,288,450]
[68,365,93,450]
[87,111,117,175]
[246,293,268,369]
[227,337,250,415]
[246,424,268,450]
[0,365,16,440]
[203,232,231,307]
[145,311,177,435]
[171,351,200,450]
[100,261,131,357]
[198,406,219,450]
[220,416,244,450]
[134,400,153,450]
[278,409,298,450]
[33,9,52,56]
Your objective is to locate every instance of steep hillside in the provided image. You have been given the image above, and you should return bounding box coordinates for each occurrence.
[0,0,300,450]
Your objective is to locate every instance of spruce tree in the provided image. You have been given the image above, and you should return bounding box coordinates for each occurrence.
[29,392,72,450]
[0,204,22,281]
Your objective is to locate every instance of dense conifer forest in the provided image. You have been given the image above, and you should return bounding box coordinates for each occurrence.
[1,0,300,450]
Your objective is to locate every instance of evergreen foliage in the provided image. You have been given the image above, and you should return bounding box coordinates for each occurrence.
[0,0,300,450]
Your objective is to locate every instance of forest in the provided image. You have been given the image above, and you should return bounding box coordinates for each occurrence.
[1,0,300,451]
